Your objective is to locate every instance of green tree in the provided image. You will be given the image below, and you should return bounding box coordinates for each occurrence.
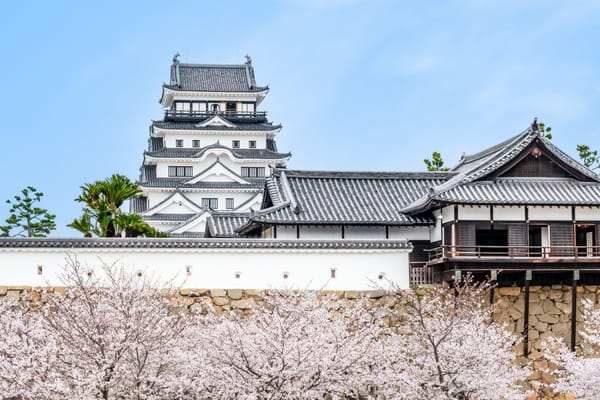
[577,144,600,170]
[69,174,164,237]
[0,186,56,237]
[424,151,450,172]
[537,121,552,140]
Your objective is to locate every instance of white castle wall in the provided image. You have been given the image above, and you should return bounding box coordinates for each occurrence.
[0,242,411,290]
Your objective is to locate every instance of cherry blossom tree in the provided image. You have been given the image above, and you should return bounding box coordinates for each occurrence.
[0,298,62,400]
[194,290,384,400]
[36,257,202,400]
[543,300,600,398]
[376,280,529,400]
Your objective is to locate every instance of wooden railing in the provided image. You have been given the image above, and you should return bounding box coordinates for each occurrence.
[164,110,267,119]
[425,245,600,263]
[410,263,439,286]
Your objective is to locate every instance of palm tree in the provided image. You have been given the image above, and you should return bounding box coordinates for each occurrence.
[70,174,159,238]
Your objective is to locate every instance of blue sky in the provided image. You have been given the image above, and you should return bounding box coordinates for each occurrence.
[1,1,599,236]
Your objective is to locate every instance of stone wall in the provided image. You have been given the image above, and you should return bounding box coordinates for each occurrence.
[1,284,595,399]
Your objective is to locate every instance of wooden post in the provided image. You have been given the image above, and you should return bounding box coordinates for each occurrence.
[571,270,579,352]
[489,270,498,305]
[523,270,532,357]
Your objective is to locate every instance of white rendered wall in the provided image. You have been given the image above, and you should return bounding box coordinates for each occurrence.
[0,246,410,290]
[493,206,525,221]
[528,206,571,221]
[575,206,600,221]
[388,226,431,241]
[457,205,489,221]
[163,134,267,149]
[345,226,386,240]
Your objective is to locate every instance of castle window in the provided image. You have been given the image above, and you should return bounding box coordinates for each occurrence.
[232,140,240,149]
[249,140,257,149]
[192,140,200,148]
[240,103,255,113]
[241,167,265,178]
[202,198,218,209]
[226,198,235,209]
[175,139,184,148]
[210,103,220,113]
[175,102,190,114]
[191,102,206,113]
[226,102,236,113]
[168,166,193,177]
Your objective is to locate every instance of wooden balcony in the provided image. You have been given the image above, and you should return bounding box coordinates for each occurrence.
[164,110,267,121]
[426,245,600,270]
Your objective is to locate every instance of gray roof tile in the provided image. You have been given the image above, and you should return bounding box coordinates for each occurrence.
[153,120,280,132]
[144,145,291,160]
[167,63,267,93]
[0,238,411,250]
[251,169,452,226]
[206,213,252,237]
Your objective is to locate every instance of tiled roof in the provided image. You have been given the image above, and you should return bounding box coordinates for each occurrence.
[166,63,267,93]
[431,179,600,205]
[139,177,264,189]
[250,169,452,226]
[402,121,600,212]
[153,120,281,132]
[206,213,252,237]
[0,238,411,250]
[144,145,291,160]
[143,213,196,222]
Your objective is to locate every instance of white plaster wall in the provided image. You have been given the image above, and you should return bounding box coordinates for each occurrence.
[493,206,525,221]
[388,226,431,241]
[345,226,386,240]
[431,210,442,242]
[276,226,298,239]
[0,247,411,290]
[529,206,571,221]
[575,206,600,221]
[299,226,342,240]
[458,205,489,221]
[441,206,454,223]
[163,135,267,149]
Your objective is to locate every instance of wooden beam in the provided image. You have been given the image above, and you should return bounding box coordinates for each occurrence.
[571,270,579,352]
[523,270,531,357]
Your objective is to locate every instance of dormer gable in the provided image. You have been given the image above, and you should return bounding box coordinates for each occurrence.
[482,137,598,183]
[169,210,212,234]
[184,159,250,184]
[195,115,236,128]
[143,190,203,216]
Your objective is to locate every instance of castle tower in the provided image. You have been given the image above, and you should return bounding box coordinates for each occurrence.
[132,54,291,236]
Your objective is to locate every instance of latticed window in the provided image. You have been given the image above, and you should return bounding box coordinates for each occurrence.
[168,166,193,177]
[226,198,234,209]
[202,198,218,209]
[241,167,265,178]
[175,139,184,148]
[192,140,200,148]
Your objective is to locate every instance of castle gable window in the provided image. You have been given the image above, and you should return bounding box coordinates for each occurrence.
[168,166,193,177]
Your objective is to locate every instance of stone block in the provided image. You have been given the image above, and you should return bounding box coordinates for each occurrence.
[213,297,229,306]
[534,321,548,332]
[227,289,243,300]
[180,288,208,297]
[344,291,361,299]
[529,302,543,315]
[548,290,563,300]
[498,287,521,296]
[0,286,7,296]
[210,289,227,298]
[495,297,510,310]
[555,301,571,314]
[231,299,253,310]
[529,285,541,292]
[542,299,561,315]
[365,290,386,299]
[508,307,522,320]
[538,313,558,324]
[5,290,20,300]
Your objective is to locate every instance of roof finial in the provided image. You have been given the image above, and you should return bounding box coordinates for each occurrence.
[244,54,252,65]
[532,117,539,132]
[172,52,180,64]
